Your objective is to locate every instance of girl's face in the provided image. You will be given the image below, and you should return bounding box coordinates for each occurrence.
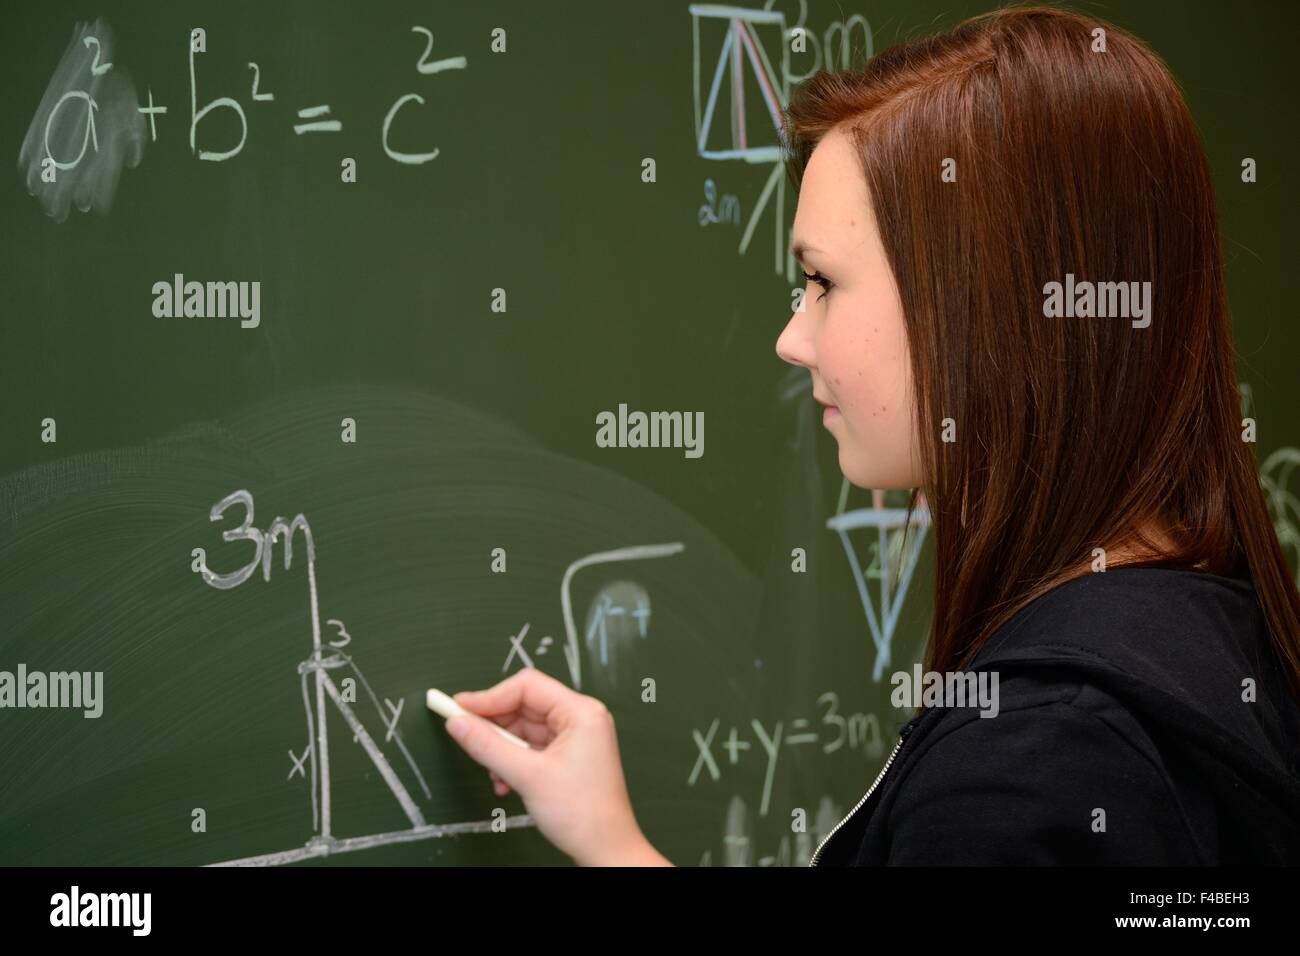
[776,127,921,491]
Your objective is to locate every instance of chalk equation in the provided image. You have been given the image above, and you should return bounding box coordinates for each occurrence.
[20,18,471,221]
[687,690,886,817]
[502,579,652,677]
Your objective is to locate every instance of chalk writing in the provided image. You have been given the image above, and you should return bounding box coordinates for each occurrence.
[19,19,469,222]
[687,691,885,816]
[197,488,521,866]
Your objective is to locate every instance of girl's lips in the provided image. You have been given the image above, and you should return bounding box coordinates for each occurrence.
[823,405,839,423]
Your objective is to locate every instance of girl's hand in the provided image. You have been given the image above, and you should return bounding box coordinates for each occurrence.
[442,667,670,866]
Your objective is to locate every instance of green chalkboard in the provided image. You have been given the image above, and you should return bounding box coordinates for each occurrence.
[2,0,1296,866]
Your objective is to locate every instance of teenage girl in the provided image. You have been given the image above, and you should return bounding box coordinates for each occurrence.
[441,6,1300,866]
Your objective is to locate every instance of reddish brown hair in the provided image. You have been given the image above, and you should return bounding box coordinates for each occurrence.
[781,4,1300,696]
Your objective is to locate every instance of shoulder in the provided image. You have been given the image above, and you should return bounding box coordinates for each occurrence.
[882,681,1206,864]
[974,565,1260,670]
[965,566,1285,750]
[876,566,1294,865]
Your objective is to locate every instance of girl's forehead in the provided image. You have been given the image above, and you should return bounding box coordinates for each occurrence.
[794,168,874,258]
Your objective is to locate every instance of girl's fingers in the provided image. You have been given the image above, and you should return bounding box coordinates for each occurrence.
[468,712,554,747]
[453,669,580,726]
[501,715,556,747]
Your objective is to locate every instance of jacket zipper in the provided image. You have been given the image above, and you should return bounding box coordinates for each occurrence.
[808,720,915,866]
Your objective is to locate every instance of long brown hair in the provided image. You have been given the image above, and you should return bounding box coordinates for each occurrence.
[781,4,1300,697]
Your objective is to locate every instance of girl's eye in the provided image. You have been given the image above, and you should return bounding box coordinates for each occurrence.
[802,270,833,302]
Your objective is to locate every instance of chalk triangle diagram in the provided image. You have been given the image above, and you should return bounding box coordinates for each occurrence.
[690,4,787,163]
[202,503,530,867]
[826,487,931,682]
[209,523,685,866]
[689,5,796,273]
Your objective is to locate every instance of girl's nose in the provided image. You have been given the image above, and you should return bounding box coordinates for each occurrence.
[776,306,816,370]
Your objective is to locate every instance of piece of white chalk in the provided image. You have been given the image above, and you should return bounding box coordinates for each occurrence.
[427,688,532,749]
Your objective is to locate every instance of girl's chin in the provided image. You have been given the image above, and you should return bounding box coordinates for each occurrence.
[838,451,913,491]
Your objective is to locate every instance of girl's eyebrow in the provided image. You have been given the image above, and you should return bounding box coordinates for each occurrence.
[789,239,823,264]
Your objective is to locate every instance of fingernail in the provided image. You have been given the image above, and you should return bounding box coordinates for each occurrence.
[446,715,469,741]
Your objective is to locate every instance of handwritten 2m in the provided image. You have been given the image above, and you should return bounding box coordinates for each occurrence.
[152,273,260,328]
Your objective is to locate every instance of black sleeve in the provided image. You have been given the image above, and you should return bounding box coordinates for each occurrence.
[883,697,1203,865]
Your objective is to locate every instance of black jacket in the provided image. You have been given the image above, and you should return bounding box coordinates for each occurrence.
[810,565,1300,865]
